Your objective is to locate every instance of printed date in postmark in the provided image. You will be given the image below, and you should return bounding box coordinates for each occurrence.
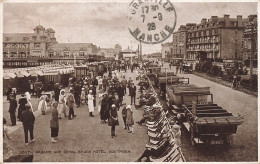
[127,0,177,44]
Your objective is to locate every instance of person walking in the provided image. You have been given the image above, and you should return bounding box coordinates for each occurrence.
[80,88,86,105]
[18,94,27,121]
[126,105,134,133]
[9,95,17,126]
[117,83,125,106]
[121,76,127,95]
[50,102,59,143]
[20,104,35,146]
[108,104,119,138]
[122,105,128,130]
[100,93,109,123]
[54,83,60,102]
[66,89,77,120]
[176,64,179,75]
[129,83,137,105]
[58,89,67,119]
[87,90,95,117]
[38,95,47,115]
[25,92,33,112]
[74,82,81,108]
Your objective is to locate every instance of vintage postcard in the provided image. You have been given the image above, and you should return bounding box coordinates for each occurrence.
[1,0,258,162]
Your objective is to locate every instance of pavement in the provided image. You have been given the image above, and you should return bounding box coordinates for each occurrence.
[4,69,148,162]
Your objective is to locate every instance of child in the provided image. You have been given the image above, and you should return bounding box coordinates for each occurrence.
[80,88,86,105]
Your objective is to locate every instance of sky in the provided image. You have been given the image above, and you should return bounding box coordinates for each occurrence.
[3,1,257,54]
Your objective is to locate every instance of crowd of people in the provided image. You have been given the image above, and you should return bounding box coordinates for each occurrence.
[3,59,185,162]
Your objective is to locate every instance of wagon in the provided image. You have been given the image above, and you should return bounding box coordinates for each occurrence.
[182,102,243,146]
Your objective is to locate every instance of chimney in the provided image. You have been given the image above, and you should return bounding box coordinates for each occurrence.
[201,18,207,24]
[237,15,242,27]
[224,14,230,27]
[211,16,218,22]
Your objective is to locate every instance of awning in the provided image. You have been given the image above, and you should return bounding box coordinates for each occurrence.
[20,71,30,77]
[29,71,39,77]
[43,72,59,76]
[16,72,25,78]
[35,70,44,76]
[3,73,17,79]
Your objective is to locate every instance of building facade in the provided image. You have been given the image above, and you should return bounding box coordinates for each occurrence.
[97,48,116,59]
[186,15,245,60]
[172,24,195,59]
[3,25,57,58]
[243,15,257,61]
[161,43,171,59]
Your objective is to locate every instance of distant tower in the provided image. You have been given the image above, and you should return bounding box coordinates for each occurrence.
[33,25,45,36]
[115,44,122,56]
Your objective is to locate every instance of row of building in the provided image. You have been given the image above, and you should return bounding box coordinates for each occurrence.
[3,25,138,61]
[161,14,257,61]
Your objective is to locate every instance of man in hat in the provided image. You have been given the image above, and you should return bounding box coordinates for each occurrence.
[54,83,60,102]
[121,76,127,95]
[100,93,109,123]
[121,105,128,130]
[21,104,35,146]
[18,93,27,121]
[67,89,77,120]
[108,104,119,138]
[117,83,125,106]
[9,95,17,126]
[74,81,81,108]
[129,83,137,105]
[87,90,95,117]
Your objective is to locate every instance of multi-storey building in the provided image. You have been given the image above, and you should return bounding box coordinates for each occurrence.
[187,15,245,60]
[243,15,257,61]
[3,25,57,58]
[172,24,195,59]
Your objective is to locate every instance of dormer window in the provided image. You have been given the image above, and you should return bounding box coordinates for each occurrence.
[5,37,11,41]
[23,37,28,41]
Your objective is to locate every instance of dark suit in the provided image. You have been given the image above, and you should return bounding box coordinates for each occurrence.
[9,99,17,126]
[117,86,125,105]
[21,110,35,143]
[129,85,136,105]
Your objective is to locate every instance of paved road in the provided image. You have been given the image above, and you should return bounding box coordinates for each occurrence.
[6,69,148,162]
[162,63,258,162]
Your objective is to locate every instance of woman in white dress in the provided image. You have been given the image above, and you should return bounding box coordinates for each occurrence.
[57,89,67,119]
[25,92,34,112]
[88,90,94,117]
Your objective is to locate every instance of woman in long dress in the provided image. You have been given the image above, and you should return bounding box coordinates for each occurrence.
[126,105,134,133]
[38,95,47,115]
[88,90,94,117]
[58,89,67,119]
[25,92,33,112]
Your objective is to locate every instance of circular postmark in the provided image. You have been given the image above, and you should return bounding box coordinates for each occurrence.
[127,0,177,44]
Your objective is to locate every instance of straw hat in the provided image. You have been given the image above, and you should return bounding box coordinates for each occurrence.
[112,104,116,108]
[126,105,131,109]
[82,88,84,91]
[89,90,93,93]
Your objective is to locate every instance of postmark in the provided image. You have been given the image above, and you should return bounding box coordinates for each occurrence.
[127,0,177,44]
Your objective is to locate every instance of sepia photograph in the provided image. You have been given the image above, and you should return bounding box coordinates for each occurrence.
[1,0,258,162]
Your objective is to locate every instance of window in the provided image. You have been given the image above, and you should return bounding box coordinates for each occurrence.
[79,51,85,56]
[34,43,40,48]
[5,37,11,41]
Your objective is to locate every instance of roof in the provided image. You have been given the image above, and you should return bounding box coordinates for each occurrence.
[101,48,115,53]
[34,25,45,30]
[3,33,35,43]
[121,47,136,53]
[45,28,55,33]
[48,43,93,51]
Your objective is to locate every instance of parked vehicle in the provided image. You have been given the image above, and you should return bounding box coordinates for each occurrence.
[182,103,243,146]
